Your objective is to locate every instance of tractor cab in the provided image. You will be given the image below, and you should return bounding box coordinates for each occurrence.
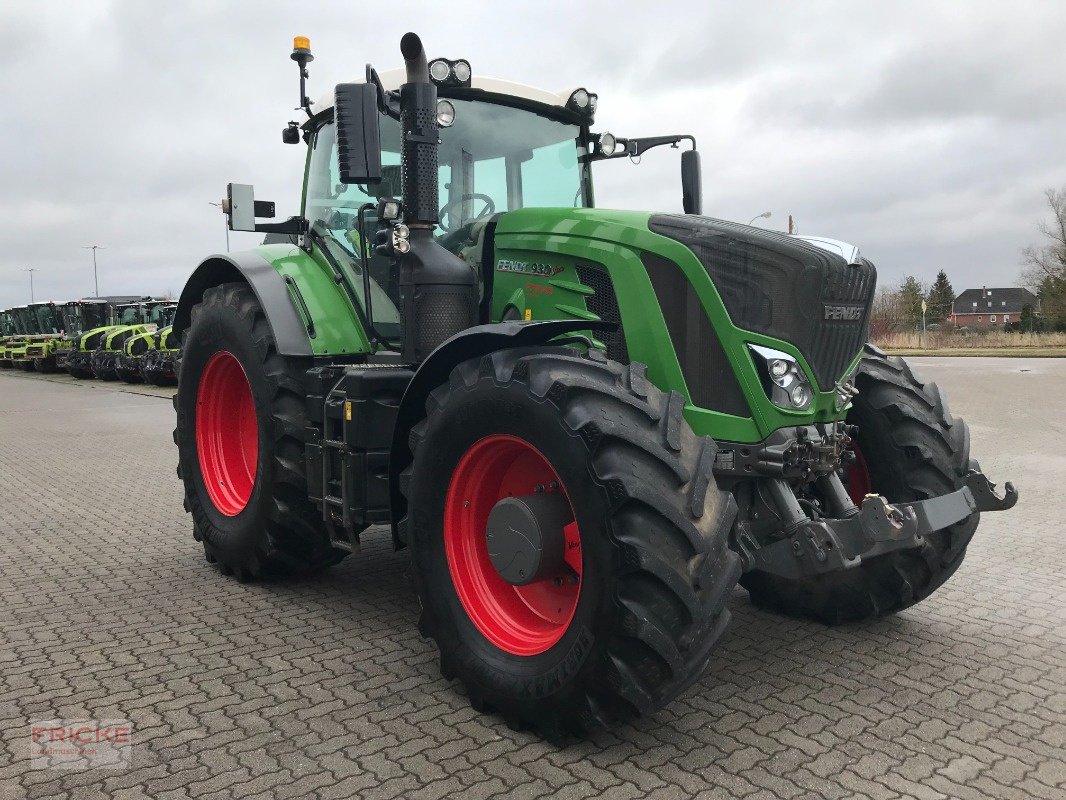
[148,303,177,328]
[221,48,700,353]
[11,306,37,336]
[30,302,65,336]
[0,310,15,338]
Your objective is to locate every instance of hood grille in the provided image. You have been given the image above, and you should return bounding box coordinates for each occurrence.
[649,214,876,390]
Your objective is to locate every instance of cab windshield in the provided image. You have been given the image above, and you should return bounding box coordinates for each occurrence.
[82,304,107,330]
[34,306,62,334]
[303,99,588,339]
[149,305,175,327]
[14,308,37,335]
[116,306,142,326]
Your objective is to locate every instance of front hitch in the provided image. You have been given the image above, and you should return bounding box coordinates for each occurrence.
[738,468,1018,579]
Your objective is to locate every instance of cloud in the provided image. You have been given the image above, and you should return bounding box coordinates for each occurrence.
[1,0,1064,308]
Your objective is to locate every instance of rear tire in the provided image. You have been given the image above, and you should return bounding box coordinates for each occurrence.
[403,347,740,735]
[741,345,978,624]
[174,282,347,579]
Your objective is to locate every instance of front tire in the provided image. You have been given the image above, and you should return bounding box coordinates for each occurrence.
[741,345,978,624]
[403,348,740,735]
[174,282,347,579]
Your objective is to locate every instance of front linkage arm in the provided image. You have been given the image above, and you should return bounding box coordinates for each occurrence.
[739,470,1018,580]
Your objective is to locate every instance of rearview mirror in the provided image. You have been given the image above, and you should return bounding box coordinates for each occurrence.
[681,150,702,215]
[226,184,276,232]
[335,83,382,184]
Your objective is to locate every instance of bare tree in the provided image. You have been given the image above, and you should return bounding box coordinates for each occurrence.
[1020,187,1066,328]
[869,285,905,339]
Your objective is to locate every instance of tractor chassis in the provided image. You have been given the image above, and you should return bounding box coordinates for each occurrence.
[300,361,1019,583]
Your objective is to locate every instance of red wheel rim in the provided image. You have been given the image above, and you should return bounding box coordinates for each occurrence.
[444,435,583,656]
[196,351,258,516]
[847,444,872,506]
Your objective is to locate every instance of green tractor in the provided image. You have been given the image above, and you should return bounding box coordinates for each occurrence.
[56,299,106,373]
[172,34,1017,735]
[138,324,180,386]
[91,300,174,381]
[64,296,145,379]
[21,302,67,372]
[116,306,178,384]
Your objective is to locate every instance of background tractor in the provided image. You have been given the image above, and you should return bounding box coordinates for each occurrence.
[116,309,179,384]
[64,296,148,379]
[90,300,173,381]
[172,34,1017,735]
[138,325,180,386]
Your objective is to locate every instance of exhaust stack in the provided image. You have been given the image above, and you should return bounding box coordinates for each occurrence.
[395,33,478,363]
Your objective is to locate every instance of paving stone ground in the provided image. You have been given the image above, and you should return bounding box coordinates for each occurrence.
[0,358,1063,800]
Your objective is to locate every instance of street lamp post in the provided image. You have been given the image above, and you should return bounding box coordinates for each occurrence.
[748,211,772,226]
[83,245,104,296]
[26,268,37,303]
[208,201,230,252]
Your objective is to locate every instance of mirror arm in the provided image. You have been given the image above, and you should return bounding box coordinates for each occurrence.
[366,65,401,120]
[622,134,697,158]
[254,217,308,236]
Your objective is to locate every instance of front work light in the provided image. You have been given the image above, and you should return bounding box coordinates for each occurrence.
[452,60,471,83]
[428,57,473,88]
[598,132,616,156]
[429,59,451,82]
[436,99,455,127]
[748,344,814,411]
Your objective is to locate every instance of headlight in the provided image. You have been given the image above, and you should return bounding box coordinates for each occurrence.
[570,88,590,109]
[748,344,814,411]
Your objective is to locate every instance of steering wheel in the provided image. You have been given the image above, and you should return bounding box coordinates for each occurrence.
[438,193,495,232]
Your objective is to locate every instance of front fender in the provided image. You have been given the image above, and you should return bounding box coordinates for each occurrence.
[388,319,611,548]
[174,251,313,357]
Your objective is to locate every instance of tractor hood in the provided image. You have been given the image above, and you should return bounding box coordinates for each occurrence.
[494,208,876,392]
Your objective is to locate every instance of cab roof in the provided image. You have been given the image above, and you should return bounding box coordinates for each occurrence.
[311,68,582,117]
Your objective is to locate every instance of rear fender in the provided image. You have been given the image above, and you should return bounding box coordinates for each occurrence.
[388,319,611,548]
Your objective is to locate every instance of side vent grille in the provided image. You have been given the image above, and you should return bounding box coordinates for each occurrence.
[575,264,629,364]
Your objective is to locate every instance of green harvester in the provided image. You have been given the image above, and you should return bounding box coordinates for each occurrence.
[19,302,67,372]
[171,34,1018,735]
[0,309,18,369]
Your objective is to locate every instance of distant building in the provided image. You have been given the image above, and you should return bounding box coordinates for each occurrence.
[950,287,1038,328]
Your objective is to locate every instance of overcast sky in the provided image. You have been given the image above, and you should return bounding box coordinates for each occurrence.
[2,1,1064,309]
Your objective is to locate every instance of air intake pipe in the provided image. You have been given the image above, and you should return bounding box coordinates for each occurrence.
[395,32,478,363]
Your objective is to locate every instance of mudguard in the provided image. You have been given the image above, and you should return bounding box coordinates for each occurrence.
[173,252,313,357]
[388,319,612,548]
